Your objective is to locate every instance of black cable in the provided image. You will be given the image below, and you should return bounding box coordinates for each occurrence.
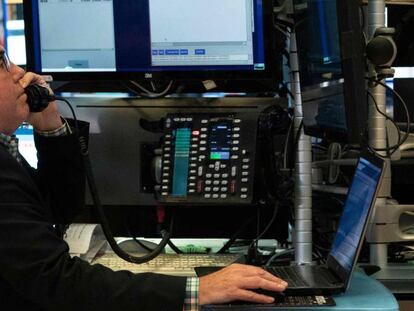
[164,211,183,254]
[365,79,411,153]
[123,217,155,252]
[366,91,402,155]
[216,217,255,254]
[167,240,183,254]
[55,96,172,264]
[376,79,411,140]
[133,237,156,252]
[359,4,365,32]
[248,202,280,260]
[121,80,174,99]
[254,204,279,242]
[289,121,304,175]
[55,97,78,129]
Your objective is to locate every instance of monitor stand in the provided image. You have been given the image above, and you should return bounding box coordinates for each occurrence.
[372,264,414,295]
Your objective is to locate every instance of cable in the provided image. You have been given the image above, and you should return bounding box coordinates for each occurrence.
[164,212,183,254]
[283,119,294,169]
[365,78,410,154]
[359,4,365,31]
[129,80,174,98]
[265,248,294,267]
[248,203,280,262]
[367,91,402,154]
[55,96,173,264]
[124,219,155,252]
[289,120,303,175]
[55,97,78,129]
[216,217,256,254]
[376,79,411,139]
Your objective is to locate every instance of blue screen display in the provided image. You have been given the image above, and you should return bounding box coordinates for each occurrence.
[209,123,232,160]
[293,0,342,86]
[329,158,382,272]
[172,128,191,196]
[30,0,266,74]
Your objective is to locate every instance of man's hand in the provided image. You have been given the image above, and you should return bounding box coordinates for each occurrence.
[19,72,62,132]
[199,263,288,305]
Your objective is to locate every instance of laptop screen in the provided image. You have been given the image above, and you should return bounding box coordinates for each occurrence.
[329,157,382,272]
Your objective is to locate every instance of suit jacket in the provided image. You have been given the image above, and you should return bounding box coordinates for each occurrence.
[0,129,187,311]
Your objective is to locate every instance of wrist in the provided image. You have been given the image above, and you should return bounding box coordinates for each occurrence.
[198,277,212,305]
[33,115,63,132]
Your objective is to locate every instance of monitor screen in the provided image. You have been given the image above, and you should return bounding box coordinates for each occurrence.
[388,5,414,67]
[15,124,37,169]
[301,81,348,142]
[329,157,382,272]
[294,0,367,144]
[5,19,27,66]
[24,0,278,81]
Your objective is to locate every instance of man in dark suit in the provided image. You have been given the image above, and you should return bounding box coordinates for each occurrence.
[0,48,287,310]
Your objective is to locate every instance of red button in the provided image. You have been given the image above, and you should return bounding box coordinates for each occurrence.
[230,180,237,194]
[197,180,204,193]
[192,130,200,136]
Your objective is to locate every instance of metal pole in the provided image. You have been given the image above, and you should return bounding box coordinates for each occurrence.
[367,0,391,267]
[289,31,313,265]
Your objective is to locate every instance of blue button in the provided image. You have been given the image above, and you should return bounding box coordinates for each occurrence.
[152,50,158,55]
[180,49,189,55]
[158,50,165,55]
[195,49,206,55]
[166,49,180,55]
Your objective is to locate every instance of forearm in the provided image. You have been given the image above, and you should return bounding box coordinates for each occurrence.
[34,123,85,224]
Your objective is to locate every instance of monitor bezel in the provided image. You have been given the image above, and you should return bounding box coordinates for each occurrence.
[295,0,367,145]
[23,0,280,82]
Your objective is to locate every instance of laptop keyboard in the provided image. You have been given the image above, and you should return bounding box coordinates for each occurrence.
[267,266,309,287]
[317,266,341,284]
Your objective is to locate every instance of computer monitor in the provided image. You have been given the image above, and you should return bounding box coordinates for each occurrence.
[3,0,26,66]
[5,19,27,66]
[24,0,280,82]
[293,0,367,144]
[15,124,37,169]
[388,5,414,67]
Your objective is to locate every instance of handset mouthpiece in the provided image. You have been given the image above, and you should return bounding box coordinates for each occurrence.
[25,84,56,113]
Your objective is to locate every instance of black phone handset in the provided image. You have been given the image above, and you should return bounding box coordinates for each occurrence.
[24,84,56,112]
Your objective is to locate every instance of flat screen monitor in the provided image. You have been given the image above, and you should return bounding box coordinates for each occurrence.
[15,124,37,169]
[393,78,414,124]
[24,0,279,82]
[5,19,27,66]
[294,0,367,144]
[388,5,414,67]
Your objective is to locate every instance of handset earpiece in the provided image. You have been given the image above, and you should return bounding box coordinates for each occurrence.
[25,84,56,113]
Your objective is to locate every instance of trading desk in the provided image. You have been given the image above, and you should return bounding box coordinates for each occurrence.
[201,272,399,310]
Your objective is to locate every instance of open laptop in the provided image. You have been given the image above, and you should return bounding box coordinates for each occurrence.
[266,151,385,296]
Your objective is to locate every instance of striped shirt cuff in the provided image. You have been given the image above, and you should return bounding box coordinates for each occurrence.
[183,277,199,311]
[35,118,72,137]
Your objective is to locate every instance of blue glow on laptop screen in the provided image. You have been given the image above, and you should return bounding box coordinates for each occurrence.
[330,158,382,272]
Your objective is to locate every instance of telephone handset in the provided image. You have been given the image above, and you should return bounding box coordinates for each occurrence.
[24,84,56,113]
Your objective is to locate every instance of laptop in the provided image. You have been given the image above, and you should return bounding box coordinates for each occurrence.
[266,151,385,296]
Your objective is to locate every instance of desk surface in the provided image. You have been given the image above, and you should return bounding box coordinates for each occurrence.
[201,272,399,310]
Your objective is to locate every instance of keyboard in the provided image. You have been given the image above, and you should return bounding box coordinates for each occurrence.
[93,253,240,276]
[267,266,309,287]
[274,295,335,307]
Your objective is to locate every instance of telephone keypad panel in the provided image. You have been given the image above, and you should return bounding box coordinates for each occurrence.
[158,113,258,205]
